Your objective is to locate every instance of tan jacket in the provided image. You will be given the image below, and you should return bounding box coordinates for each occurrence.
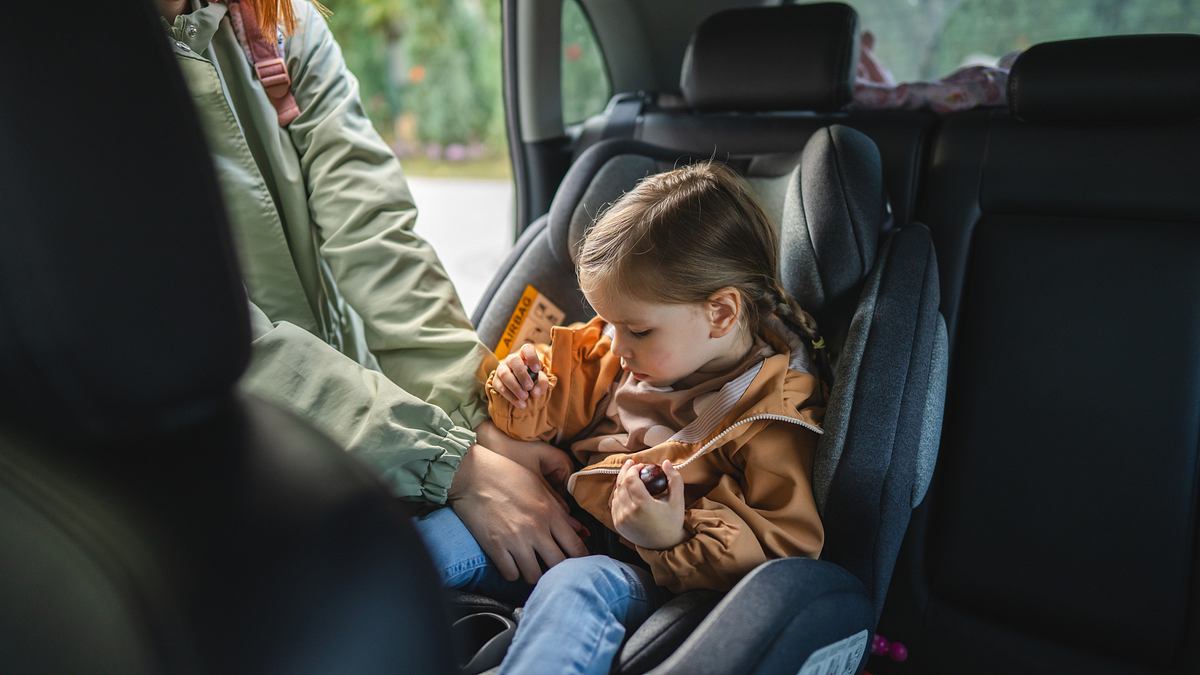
[487,317,825,593]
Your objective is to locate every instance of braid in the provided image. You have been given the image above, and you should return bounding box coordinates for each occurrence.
[769,285,834,391]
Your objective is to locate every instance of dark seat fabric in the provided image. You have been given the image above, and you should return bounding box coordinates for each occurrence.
[0,3,452,673]
[679,3,857,113]
[473,125,947,673]
[637,109,936,229]
[877,35,1200,675]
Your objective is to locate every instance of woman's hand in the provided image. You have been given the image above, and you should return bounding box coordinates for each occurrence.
[611,459,688,550]
[491,344,547,409]
[475,419,572,492]
[450,443,587,584]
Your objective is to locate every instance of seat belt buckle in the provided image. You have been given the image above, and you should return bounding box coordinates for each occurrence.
[254,57,291,99]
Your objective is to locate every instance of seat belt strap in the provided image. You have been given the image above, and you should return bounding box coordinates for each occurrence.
[219,0,300,127]
[600,91,647,141]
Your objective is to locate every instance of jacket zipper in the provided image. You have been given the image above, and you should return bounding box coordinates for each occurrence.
[569,413,823,481]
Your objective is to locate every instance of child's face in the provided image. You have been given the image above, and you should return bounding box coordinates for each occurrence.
[585,288,740,388]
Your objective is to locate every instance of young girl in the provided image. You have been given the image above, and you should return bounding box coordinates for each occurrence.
[419,161,827,675]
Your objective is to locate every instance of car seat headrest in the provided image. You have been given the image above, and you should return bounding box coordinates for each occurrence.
[1009,34,1200,124]
[781,125,887,313]
[548,130,886,315]
[549,140,662,270]
[0,0,249,438]
[680,3,859,113]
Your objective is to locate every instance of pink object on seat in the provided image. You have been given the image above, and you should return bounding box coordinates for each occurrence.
[851,30,1019,114]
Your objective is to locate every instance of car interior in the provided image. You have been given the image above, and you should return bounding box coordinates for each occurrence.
[2,0,1197,674]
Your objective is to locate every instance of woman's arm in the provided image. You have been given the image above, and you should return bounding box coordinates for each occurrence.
[283,1,494,432]
[243,300,473,504]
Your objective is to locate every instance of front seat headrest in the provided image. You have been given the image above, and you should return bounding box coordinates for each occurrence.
[680,3,859,112]
[1009,34,1200,124]
[0,0,249,438]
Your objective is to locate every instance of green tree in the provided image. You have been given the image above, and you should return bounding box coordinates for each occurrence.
[322,0,405,135]
[406,0,486,147]
[321,0,506,152]
[852,0,1200,82]
[562,0,610,125]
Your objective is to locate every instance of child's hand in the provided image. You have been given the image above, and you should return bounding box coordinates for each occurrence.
[611,459,687,550]
[492,343,547,409]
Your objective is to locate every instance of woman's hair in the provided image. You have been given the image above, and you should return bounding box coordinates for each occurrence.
[243,0,329,36]
[577,162,827,366]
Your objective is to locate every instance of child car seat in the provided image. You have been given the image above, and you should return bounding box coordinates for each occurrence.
[468,125,947,674]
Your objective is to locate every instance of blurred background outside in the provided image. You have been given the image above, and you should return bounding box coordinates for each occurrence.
[850,0,1200,81]
[321,0,607,315]
[320,0,1200,314]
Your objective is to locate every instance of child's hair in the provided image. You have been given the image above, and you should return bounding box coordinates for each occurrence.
[577,162,829,375]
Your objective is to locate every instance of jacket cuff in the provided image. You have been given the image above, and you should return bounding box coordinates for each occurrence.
[448,393,490,433]
[635,511,744,593]
[416,423,476,505]
[484,370,557,441]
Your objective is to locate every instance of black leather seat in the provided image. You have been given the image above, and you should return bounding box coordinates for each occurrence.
[876,35,1200,675]
[471,122,947,673]
[0,3,453,673]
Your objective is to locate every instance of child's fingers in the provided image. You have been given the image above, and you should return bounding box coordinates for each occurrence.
[613,460,639,502]
[530,369,547,399]
[663,459,685,509]
[505,352,536,393]
[494,366,528,407]
[520,343,542,375]
[608,462,633,510]
[520,345,547,398]
[615,458,635,484]
[621,463,652,503]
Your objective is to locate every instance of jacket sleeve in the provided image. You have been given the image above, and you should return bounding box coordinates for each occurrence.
[485,320,624,445]
[282,1,495,432]
[242,300,476,505]
[485,343,557,442]
[634,422,825,593]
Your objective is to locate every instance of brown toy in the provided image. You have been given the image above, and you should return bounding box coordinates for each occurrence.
[638,464,669,496]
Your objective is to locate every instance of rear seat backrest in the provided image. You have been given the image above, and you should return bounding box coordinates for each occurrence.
[884,34,1200,674]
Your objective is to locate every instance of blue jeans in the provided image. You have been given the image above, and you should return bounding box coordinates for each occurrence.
[414,507,661,675]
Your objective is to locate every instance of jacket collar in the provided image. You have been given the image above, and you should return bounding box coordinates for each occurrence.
[160,1,227,55]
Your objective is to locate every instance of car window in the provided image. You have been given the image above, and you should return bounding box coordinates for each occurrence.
[847,0,1200,81]
[562,0,612,125]
[324,0,513,315]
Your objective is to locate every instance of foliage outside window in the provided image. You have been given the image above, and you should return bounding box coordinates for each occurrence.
[847,0,1200,82]
[562,0,611,126]
[322,0,508,178]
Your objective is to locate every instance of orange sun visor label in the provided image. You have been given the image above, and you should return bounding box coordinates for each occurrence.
[494,285,566,360]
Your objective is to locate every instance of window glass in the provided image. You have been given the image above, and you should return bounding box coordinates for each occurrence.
[324,0,513,315]
[848,0,1200,81]
[562,0,612,125]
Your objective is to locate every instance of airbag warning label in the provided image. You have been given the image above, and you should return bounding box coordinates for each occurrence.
[494,284,565,359]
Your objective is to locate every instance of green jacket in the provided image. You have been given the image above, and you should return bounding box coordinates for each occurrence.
[164,1,494,504]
